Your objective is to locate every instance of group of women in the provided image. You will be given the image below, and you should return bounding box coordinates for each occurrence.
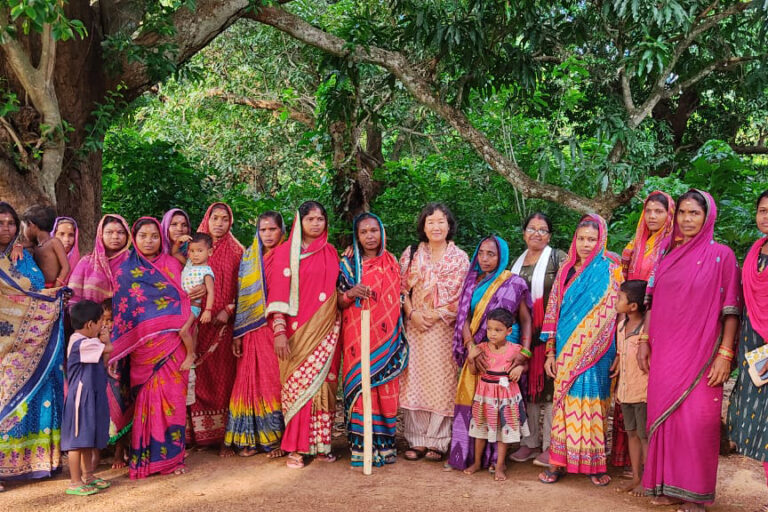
[1,189,767,512]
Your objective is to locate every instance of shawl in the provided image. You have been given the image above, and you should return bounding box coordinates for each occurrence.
[68,214,131,304]
[196,203,244,317]
[233,230,276,339]
[266,210,339,331]
[161,208,191,256]
[339,213,408,419]
[109,217,190,362]
[743,237,768,342]
[541,214,622,407]
[621,190,675,280]
[646,191,741,435]
[452,235,531,367]
[0,252,64,427]
[51,216,80,280]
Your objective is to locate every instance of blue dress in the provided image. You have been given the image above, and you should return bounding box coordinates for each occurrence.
[61,334,109,451]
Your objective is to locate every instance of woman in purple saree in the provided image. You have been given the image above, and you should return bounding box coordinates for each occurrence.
[639,190,741,511]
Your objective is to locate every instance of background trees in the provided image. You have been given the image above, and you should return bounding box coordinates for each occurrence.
[2,1,767,253]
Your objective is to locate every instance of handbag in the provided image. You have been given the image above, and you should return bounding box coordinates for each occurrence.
[746,344,768,387]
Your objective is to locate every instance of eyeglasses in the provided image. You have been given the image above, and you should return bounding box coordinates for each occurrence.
[525,228,550,236]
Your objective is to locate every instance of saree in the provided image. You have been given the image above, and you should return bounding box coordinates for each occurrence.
[644,191,741,503]
[225,230,284,452]
[161,208,191,256]
[110,217,191,479]
[541,213,622,475]
[51,217,80,281]
[448,236,531,470]
[190,203,244,445]
[0,247,65,481]
[266,212,340,455]
[339,214,408,467]
[612,190,674,467]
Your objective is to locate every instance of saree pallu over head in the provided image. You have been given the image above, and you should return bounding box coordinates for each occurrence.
[742,236,768,341]
[161,208,191,256]
[109,218,190,362]
[267,210,340,427]
[68,214,131,304]
[453,235,531,367]
[541,213,622,474]
[621,190,675,280]
[51,216,80,281]
[339,214,408,419]
[0,253,65,480]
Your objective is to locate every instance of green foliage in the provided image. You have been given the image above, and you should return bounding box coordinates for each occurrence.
[3,0,87,40]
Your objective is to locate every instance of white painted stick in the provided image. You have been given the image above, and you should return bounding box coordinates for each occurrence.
[361,305,373,475]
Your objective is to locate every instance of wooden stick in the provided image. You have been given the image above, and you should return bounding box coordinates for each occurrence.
[361,301,373,475]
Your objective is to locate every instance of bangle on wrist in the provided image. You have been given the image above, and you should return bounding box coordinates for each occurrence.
[520,347,532,359]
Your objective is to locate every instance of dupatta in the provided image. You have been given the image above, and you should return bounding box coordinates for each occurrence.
[541,214,622,409]
[109,218,190,362]
[621,190,675,280]
[743,236,768,341]
[68,214,131,304]
[51,216,80,280]
[339,213,408,419]
[161,208,191,255]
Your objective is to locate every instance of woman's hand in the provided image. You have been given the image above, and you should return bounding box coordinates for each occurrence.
[341,245,353,259]
[10,243,23,263]
[274,333,291,360]
[509,364,527,383]
[107,361,119,380]
[509,352,527,369]
[213,309,229,325]
[544,355,556,379]
[707,356,731,387]
[187,284,206,301]
[346,284,371,300]
[175,235,192,247]
[232,337,243,358]
[409,311,427,331]
[637,343,650,374]
[609,356,619,379]
[420,310,438,328]
[180,354,195,371]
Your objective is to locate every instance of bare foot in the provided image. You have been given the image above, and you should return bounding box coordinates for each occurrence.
[616,479,641,493]
[218,445,235,458]
[267,449,286,459]
[494,465,507,481]
[463,462,482,475]
[173,467,186,475]
[0,481,5,492]
[651,496,683,506]
[238,448,258,457]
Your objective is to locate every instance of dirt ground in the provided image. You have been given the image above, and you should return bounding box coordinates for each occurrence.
[2,441,765,512]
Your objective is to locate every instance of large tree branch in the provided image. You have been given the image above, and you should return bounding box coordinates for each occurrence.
[732,144,768,155]
[247,6,624,216]
[204,88,315,127]
[666,55,767,97]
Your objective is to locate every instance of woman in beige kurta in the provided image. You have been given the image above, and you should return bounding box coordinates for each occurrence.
[400,203,469,461]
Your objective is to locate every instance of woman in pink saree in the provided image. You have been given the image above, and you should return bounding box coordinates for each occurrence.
[639,190,741,511]
[109,217,192,479]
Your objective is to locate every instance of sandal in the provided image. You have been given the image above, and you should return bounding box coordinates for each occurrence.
[424,449,444,462]
[83,478,111,490]
[589,473,612,486]
[66,484,98,496]
[286,453,304,469]
[317,453,337,463]
[538,468,565,484]
[404,448,427,461]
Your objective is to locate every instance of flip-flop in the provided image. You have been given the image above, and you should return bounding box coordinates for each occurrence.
[589,473,612,486]
[404,448,427,461]
[317,453,337,463]
[538,468,565,484]
[84,478,111,490]
[286,453,304,469]
[66,484,98,496]
[425,449,444,462]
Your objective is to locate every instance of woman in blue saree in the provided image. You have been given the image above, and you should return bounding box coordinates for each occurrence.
[0,202,66,491]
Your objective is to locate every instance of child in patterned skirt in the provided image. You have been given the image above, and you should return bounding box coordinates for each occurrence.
[464,307,530,481]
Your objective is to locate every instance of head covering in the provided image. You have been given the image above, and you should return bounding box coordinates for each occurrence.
[110,217,190,361]
[51,217,80,279]
[339,213,391,303]
[68,214,131,304]
[161,208,191,255]
[621,191,675,280]
[743,236,768,341]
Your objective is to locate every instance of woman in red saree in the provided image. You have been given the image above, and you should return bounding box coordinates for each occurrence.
[639,190,741,511]
[338,213,408,468]
[225,211,286,457]
[189,203,244,456]
[267,201,340,469]
[110,217,192,479]
[611,191,674,472]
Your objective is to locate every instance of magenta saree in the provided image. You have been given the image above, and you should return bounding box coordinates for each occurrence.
[643,191,741,504]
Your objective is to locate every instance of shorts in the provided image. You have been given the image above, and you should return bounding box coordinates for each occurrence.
[621,402,648,439]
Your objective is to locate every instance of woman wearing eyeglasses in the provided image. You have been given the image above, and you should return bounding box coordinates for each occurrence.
[508,213,567,468]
